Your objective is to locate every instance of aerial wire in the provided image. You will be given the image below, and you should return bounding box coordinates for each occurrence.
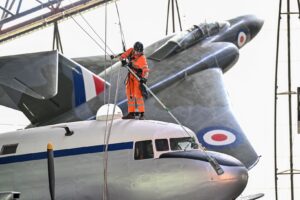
[67,0,115,55]
[79,13,115,55]
[69,0,114,55]
[70,16,109,54]
[114,1,126,52]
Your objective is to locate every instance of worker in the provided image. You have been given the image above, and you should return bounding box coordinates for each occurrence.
[120,41,149,120]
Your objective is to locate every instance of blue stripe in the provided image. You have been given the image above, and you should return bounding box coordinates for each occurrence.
[72,66,86,106]
[0,142,133,165]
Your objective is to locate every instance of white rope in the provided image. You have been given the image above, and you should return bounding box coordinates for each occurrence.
[102,1,109,199]
[102,66,121,200]
[102,1,124,199]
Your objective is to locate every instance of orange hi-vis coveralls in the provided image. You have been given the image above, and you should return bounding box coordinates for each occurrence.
[120,48,149,113]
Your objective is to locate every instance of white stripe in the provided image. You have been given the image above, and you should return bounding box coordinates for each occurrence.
[82,67,96,101]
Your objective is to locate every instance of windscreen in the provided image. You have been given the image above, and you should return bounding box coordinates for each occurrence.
[170,137,198,151]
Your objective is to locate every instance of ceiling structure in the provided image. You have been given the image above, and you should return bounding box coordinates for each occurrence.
[0,0,115,43]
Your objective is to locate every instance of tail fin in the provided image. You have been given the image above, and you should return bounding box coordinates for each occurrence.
[0,50,108,126]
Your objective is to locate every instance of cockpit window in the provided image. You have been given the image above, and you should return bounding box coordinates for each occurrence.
[218,21,230,29]
[155,139,169,151]
[134,140,154,160]
[206,22,220,36]
[170,137,198,151]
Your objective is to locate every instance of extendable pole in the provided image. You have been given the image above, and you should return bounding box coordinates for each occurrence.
[125,65,224,175]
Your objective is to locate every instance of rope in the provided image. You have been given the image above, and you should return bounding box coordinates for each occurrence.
[102,1,123,199]
[102,67,121,200]
[102,2,109,199]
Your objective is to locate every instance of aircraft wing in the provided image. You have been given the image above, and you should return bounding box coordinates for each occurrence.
[0,51,109,126]
[0,51,58,101]
[72,55,118,74]
[144,70,259,169]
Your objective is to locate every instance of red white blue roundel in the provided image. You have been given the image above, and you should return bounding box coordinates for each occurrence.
[237,31,247,48]
[197,127,241,149]
[203,129,236,146]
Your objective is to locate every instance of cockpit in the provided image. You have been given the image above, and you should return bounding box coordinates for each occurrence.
[149,21,230,61]
[134,137,199,160]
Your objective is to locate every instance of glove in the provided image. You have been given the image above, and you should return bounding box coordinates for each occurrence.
[140,77,147,84]
[110,55,115,60]
[136,68,143,77]
[121,59,127,66]
[128,61,133,68]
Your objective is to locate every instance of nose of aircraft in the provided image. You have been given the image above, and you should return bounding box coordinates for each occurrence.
[208,151,249,199]
[160,150,248,199]
[218,161,249,199]
[246,15,264,40]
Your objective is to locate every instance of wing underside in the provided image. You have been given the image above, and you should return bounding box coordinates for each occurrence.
[144,67,258,169]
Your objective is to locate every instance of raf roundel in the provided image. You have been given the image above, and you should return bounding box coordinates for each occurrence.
[203,129,236,146]
[237,31,247,47]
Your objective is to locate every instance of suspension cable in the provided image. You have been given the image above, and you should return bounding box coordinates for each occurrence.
[67,0,116,56]
[71,16,109,54]
[79,13,115,55]
[114,1,126,52]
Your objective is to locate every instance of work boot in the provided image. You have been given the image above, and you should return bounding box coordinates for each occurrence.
[122,112,135,119]
[139,112,145,120]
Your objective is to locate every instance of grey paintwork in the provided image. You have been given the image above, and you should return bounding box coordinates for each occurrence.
[0,152,248,200]
[0,52,109,125]
[0,191,20,200]
[0,51,58,100]
[0,15,263,169]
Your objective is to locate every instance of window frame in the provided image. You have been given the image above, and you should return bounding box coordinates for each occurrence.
[155,138,170,152]
[0,143,19,155]
[134,140,154,160]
